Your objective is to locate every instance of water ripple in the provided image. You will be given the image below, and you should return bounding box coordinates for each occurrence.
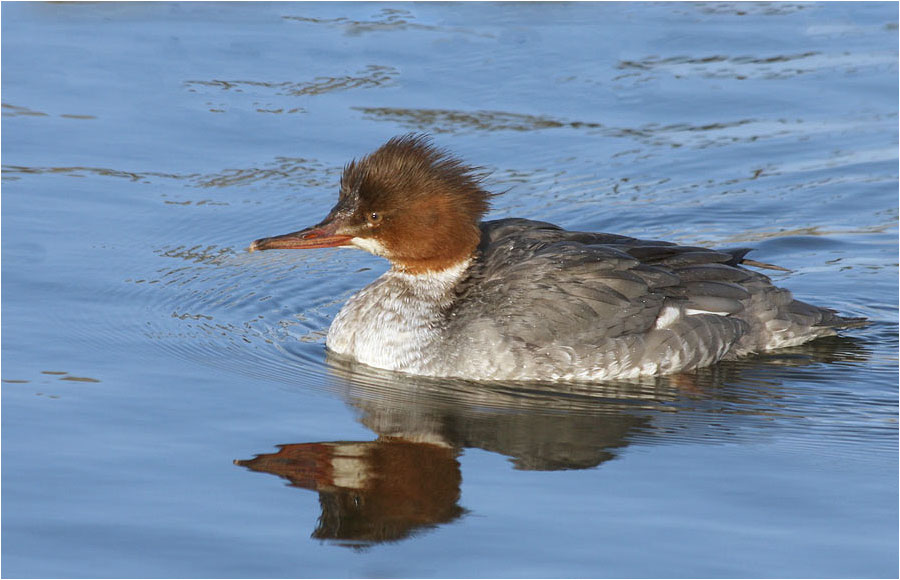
[183,65,398,97]
[282,7,493,38]
[1,156,339,191]
[616,50,896,81]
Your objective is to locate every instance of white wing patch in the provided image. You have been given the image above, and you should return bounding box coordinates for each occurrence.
[684,308,731,317]
[654,305,681,329]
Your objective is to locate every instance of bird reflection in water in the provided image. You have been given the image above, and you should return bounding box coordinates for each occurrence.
[235,335,869,546]
[236,438,463,546]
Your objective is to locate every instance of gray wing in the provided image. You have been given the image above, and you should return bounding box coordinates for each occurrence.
[447,220,674,345]
[445,219,861,362]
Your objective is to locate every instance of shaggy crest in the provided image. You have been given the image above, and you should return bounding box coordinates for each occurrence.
[339,134,493,222]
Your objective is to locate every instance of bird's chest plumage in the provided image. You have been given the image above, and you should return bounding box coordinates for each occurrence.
[325,263,470,372]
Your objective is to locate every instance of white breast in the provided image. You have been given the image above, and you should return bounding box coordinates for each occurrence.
[326,260,471,372]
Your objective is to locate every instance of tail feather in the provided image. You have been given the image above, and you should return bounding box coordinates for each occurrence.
[814,309,868,330]
[720,247,793,272]
[786,299,868,332]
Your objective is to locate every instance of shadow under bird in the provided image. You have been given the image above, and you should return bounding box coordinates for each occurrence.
[250,134,865,382]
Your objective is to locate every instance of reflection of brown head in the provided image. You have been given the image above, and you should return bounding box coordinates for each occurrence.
[236,438,464,544]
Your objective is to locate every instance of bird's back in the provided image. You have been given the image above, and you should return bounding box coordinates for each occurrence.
[435,219,863,381]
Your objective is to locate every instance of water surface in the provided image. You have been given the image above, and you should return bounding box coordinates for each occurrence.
[2,2,897,578]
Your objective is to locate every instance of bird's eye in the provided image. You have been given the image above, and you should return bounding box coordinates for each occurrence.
[367,212,383,226]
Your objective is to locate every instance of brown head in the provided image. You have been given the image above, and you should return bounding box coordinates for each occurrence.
[250,134,493,274]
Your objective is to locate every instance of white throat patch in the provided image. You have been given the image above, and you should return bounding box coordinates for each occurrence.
[350,237,389,257]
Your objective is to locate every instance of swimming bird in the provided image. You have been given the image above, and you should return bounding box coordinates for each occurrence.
[250,134,864,382]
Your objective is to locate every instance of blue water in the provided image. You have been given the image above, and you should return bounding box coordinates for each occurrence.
[2,2,897,578]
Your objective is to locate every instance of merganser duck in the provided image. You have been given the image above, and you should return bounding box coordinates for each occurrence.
[250,134,864,382]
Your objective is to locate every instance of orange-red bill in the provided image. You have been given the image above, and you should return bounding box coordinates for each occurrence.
[249,227,353,252]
